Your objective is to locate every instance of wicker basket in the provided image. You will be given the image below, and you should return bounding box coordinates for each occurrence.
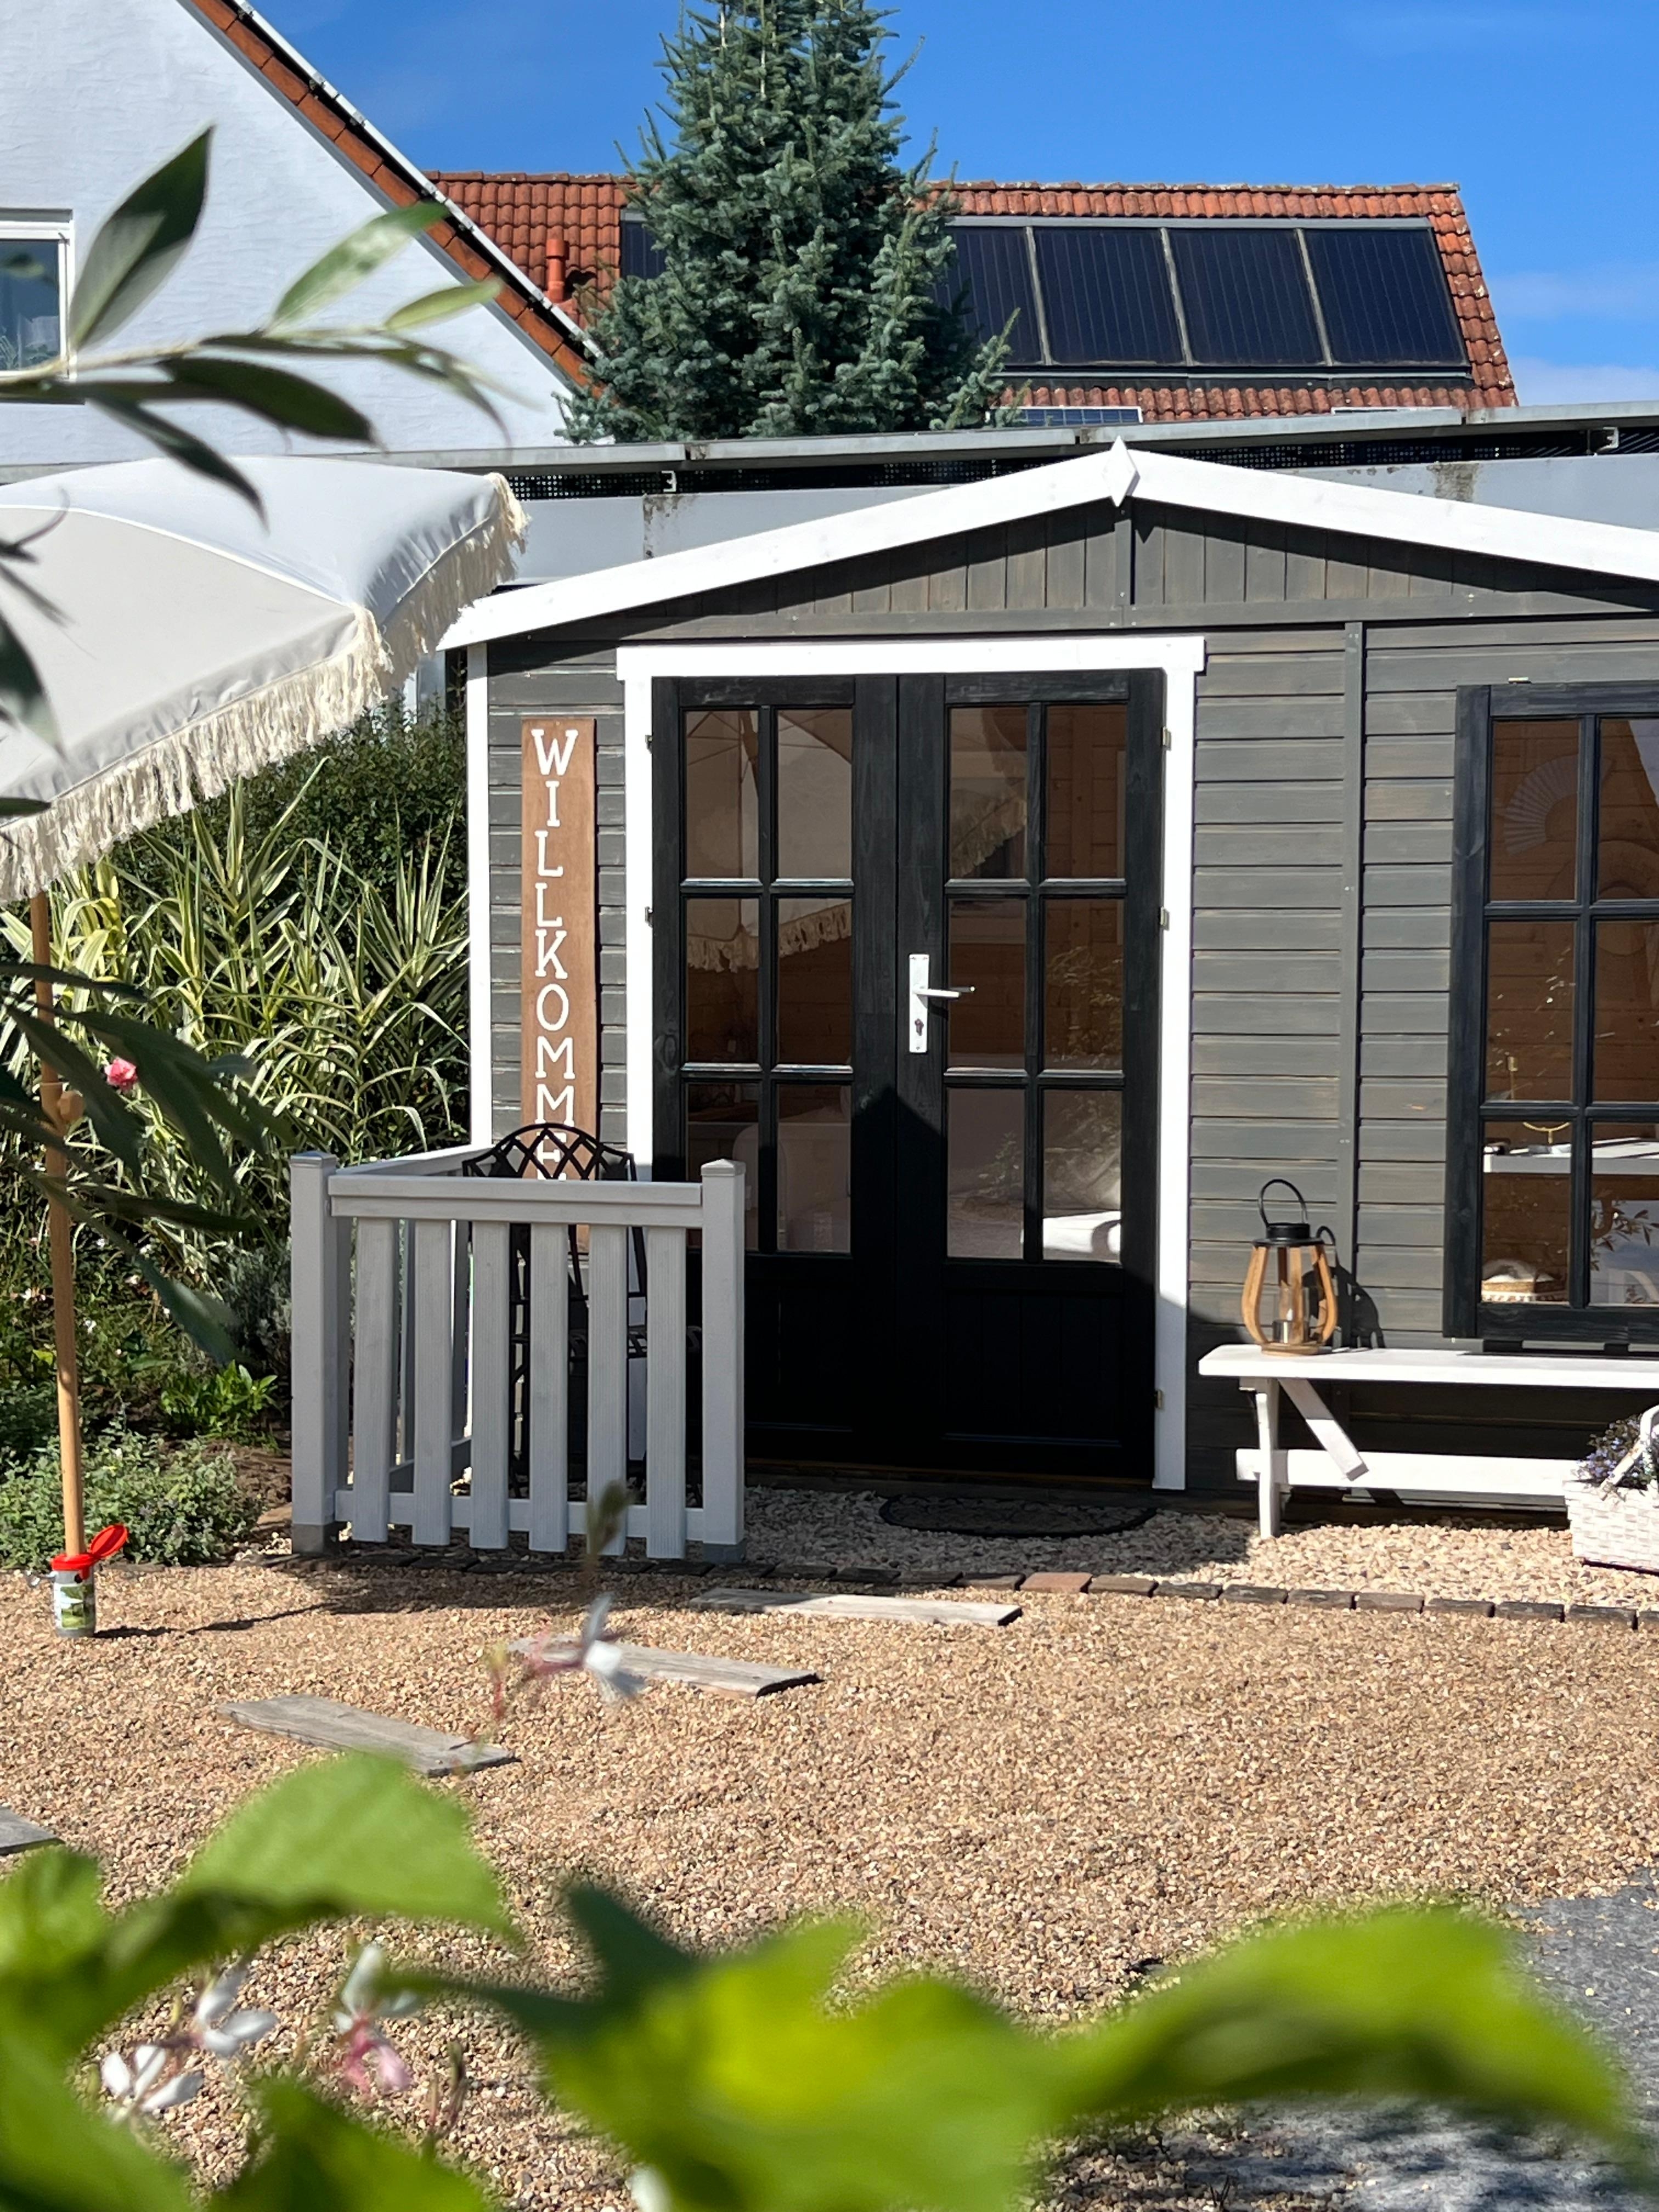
[1566,1477,1659,1575]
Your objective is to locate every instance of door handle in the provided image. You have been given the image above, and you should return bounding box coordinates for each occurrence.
[906,954,971,1053]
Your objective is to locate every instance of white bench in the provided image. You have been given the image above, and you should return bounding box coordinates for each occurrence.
[1197,1344,1659,1536]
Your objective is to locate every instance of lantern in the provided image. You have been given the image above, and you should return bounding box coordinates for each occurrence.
[1241,1179,1338,1355]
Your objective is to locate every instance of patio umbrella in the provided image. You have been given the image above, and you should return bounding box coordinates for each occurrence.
[0,454,526,1554]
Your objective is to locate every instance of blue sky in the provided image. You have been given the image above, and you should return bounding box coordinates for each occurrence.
[278,0,1659,404]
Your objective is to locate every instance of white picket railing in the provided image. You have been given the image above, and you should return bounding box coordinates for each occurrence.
[289,1147,746,1560]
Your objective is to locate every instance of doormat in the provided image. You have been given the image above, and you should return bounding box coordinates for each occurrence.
[881,1496,1155,1539]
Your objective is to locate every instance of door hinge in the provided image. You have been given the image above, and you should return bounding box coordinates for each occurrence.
[1161,726,1172,749]
[1158,906,1170,929]
[1155,1388,1165,1410]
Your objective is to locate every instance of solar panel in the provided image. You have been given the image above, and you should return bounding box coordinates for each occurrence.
[943,227,1041,362]
[1170,227,1323,367]
[1031,226,1182,366]
[619,218,666,281]
[1305,225,1466,368]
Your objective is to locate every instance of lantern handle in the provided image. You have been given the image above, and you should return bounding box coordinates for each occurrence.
[1258,1178,1308,1233]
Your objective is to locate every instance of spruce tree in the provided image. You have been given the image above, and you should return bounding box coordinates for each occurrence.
[567,0,1013,442]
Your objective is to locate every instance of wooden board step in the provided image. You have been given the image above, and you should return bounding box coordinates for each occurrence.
[219,1696,513,1776]
[0,1807,57,1856]
[509,1639,818,1699]
[695,1588,1022,1628]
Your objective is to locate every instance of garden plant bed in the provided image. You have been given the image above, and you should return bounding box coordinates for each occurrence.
[7,1551,1659,2208]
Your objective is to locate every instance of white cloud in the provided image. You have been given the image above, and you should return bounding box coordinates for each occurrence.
[1511,357,1659,405]
[1494,264,1659,322]
[1339,6,1586,55]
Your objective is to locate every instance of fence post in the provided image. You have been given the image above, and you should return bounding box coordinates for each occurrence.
[290,1152,346,1554]
[699,1160,746,1561]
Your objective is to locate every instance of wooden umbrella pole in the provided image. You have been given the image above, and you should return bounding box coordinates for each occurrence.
[28,890,86,1559]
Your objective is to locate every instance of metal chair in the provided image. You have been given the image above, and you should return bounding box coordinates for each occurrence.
[461,1122,648,1486]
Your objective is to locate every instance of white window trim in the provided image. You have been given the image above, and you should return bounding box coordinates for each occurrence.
[0,218,72,368]
[614,634,1206,1493]
[465,642,493,1146]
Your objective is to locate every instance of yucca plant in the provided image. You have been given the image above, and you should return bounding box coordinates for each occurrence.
[1,725,469,1355]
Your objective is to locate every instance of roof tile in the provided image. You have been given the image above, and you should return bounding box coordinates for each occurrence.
[178,0,589,381]
[429,171,1515,416]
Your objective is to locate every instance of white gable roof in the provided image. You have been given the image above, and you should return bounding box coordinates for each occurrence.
[446,439,1659,647]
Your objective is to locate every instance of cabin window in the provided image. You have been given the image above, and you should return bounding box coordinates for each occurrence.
[1447,689,1659,1341]
[0,225,66,370]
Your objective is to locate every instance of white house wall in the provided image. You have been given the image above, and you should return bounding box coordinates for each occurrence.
[0,0,574,467]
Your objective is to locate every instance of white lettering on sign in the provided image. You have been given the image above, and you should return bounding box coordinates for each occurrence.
[520,719,597,1133]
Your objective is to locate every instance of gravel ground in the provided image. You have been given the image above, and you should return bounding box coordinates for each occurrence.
[8,1549,1659,2207]
[746,1488,1659,1608]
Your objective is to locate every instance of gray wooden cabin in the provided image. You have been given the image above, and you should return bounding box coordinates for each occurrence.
[452,444,1659,1513]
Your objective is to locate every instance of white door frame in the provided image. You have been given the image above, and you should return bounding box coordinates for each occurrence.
[614,634,1207,1493]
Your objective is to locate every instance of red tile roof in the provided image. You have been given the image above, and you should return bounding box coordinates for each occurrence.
[180,0,591,387]
[432,171,1516,419]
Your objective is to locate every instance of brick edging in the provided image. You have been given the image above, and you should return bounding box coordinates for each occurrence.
[272,1545,1649,1624]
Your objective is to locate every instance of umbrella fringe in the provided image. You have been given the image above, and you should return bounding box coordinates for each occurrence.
[0,477,527,902]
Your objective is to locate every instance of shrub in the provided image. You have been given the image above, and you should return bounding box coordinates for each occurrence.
[1578,1412,1659,1489]
[0,1424,257,1568]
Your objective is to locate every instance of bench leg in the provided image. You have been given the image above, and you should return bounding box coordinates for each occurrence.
[1250,1380,1283,1537]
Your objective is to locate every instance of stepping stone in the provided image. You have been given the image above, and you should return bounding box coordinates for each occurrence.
[219,1696,513,1776]
[510,1639,816,1699]
[0,1807,56,1856]
[696,1588,1020,1627]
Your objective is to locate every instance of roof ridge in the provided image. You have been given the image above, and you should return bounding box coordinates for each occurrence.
[177,0,593,383]
[953,179,1464,194]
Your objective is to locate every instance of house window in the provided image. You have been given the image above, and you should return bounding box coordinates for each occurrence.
[0,225,66,370]
[1448,689,1659,1342]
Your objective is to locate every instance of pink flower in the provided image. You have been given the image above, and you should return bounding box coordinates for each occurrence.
[104,1058,139,1095]
[333,1944,417,2099]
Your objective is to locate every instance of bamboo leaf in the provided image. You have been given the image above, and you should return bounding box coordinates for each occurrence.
[69,130,210,350]
[382,278,501,331]
[268,202,443,329]
[159,357,375,442]
[82,398,262,512]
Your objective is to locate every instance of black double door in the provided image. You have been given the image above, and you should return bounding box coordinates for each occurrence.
[652,671,1163,1481]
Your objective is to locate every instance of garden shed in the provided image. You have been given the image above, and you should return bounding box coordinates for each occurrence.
[447,442,1659,1508]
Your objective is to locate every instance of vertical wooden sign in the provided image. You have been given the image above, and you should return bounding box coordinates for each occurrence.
[521,716,599,1133]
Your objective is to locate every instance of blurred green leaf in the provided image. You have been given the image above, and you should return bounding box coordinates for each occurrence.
[0,1849,107,1983]
[157,358,375,443]
[1061,1907,1644,2165]
[270,203,443,329]
[177,1753,514,1937]
[0,796,49,818]
[433,1892,1645,2212]
[69,131,210,351]
[130,1254,238,1366]
[0,2024,194,2212]
[382,280,501,332]
[0,1756,512,2060]
[437,1891,1064,2212]
[219,2081,496,2212]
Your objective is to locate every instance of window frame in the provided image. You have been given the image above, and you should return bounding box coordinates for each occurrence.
[0,216,71,373]
[1446,682,1659,1345]
[939,681,1136,1266]
[654,676,859,1258]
